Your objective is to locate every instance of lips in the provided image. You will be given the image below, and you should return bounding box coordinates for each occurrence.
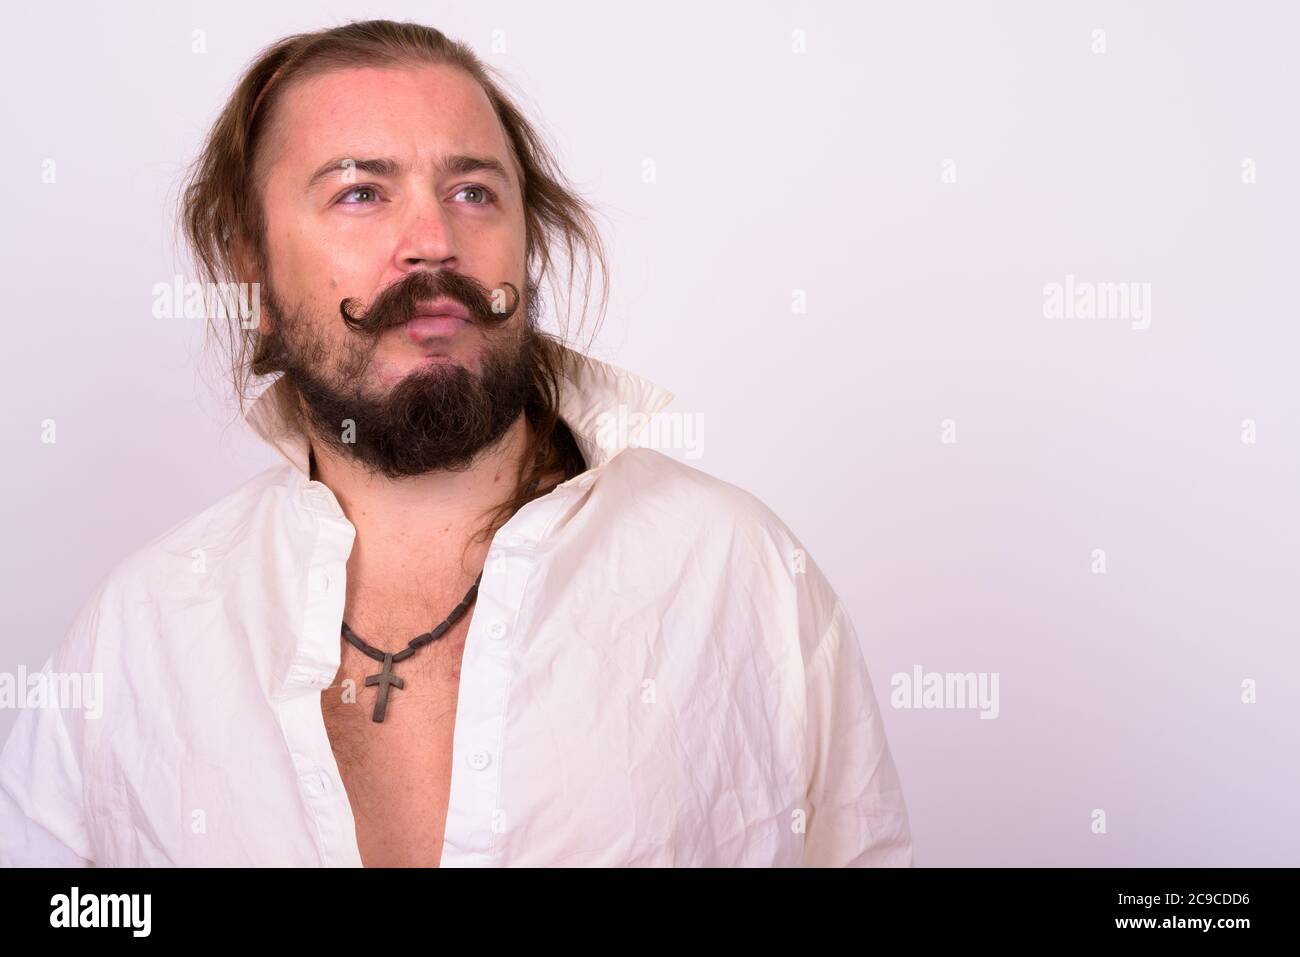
[402,298,472,340]
[412,298,470,321]
[404,315,468,340]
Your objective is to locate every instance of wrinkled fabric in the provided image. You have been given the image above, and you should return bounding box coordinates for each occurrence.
[0,345,912,867]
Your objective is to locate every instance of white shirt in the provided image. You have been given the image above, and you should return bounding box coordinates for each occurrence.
[0,346,912,867]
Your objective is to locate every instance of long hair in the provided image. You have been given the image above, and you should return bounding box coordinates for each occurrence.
[179,18,606,546]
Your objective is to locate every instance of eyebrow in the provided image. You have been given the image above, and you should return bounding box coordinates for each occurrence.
[305,153,513,191]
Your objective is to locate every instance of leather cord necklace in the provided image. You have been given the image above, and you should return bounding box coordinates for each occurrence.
[339,449,547,723]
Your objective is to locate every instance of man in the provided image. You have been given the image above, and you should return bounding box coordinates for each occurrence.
[0,20,912,867]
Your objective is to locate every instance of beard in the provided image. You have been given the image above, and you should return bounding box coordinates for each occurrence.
[257,269,539,479]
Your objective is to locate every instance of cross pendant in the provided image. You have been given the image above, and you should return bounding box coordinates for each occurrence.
[364,653,405,723]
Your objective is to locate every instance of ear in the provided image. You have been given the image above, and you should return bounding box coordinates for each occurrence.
[229,233,257,283]
[229,235,271,335]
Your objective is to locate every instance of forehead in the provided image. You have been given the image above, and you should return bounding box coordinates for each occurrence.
[260,63,511,180]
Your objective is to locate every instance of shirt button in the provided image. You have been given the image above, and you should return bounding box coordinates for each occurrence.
[310,569,331,594]
[300,768,330,797]
[487,620,509,640]
[467,749,492,770]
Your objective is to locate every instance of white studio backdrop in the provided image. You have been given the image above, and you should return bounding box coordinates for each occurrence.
[2,0,1297,866]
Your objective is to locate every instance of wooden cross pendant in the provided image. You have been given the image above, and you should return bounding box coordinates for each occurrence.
[364,653,405,723]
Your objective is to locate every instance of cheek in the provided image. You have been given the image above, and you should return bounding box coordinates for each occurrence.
[510,213,527,273]
[276,249,360,320]
[467,212,526,276]
[265,228,319,300]
[267,202,360,284]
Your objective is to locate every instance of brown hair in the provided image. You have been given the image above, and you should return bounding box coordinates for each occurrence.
[178,18,607,546]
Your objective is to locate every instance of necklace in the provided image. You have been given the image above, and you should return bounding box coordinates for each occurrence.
[338,462,546,723]
[340,578,482,723]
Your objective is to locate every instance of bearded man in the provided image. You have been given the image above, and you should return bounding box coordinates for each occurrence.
[0,19,911,868]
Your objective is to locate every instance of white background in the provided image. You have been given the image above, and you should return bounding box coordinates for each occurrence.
[2,0,1297,865]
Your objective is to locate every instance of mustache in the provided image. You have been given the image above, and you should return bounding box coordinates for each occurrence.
[338,271,521,335]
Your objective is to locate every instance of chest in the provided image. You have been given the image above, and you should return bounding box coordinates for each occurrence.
[319,596,475,867]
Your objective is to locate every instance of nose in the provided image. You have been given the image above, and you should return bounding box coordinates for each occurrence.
[394,189,457,271]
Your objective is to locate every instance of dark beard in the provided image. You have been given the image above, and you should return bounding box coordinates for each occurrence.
[259,273,538,479]
[289,331,535,478]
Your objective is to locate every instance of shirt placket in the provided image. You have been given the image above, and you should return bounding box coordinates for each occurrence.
[439,475,595,866]
[274,480,361,866]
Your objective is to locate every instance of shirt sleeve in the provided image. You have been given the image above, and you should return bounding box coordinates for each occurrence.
[0,587,104,867]
[801,599,913,867]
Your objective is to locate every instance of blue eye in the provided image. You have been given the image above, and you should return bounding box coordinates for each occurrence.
[332,184,496,207]
[456,185,497,206]
[337,186,380,204]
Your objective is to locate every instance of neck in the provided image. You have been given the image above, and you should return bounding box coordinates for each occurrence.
[309,411,533,577]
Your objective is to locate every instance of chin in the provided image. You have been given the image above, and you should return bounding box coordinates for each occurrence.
[415,354,477,375]
[375,354,473,386]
